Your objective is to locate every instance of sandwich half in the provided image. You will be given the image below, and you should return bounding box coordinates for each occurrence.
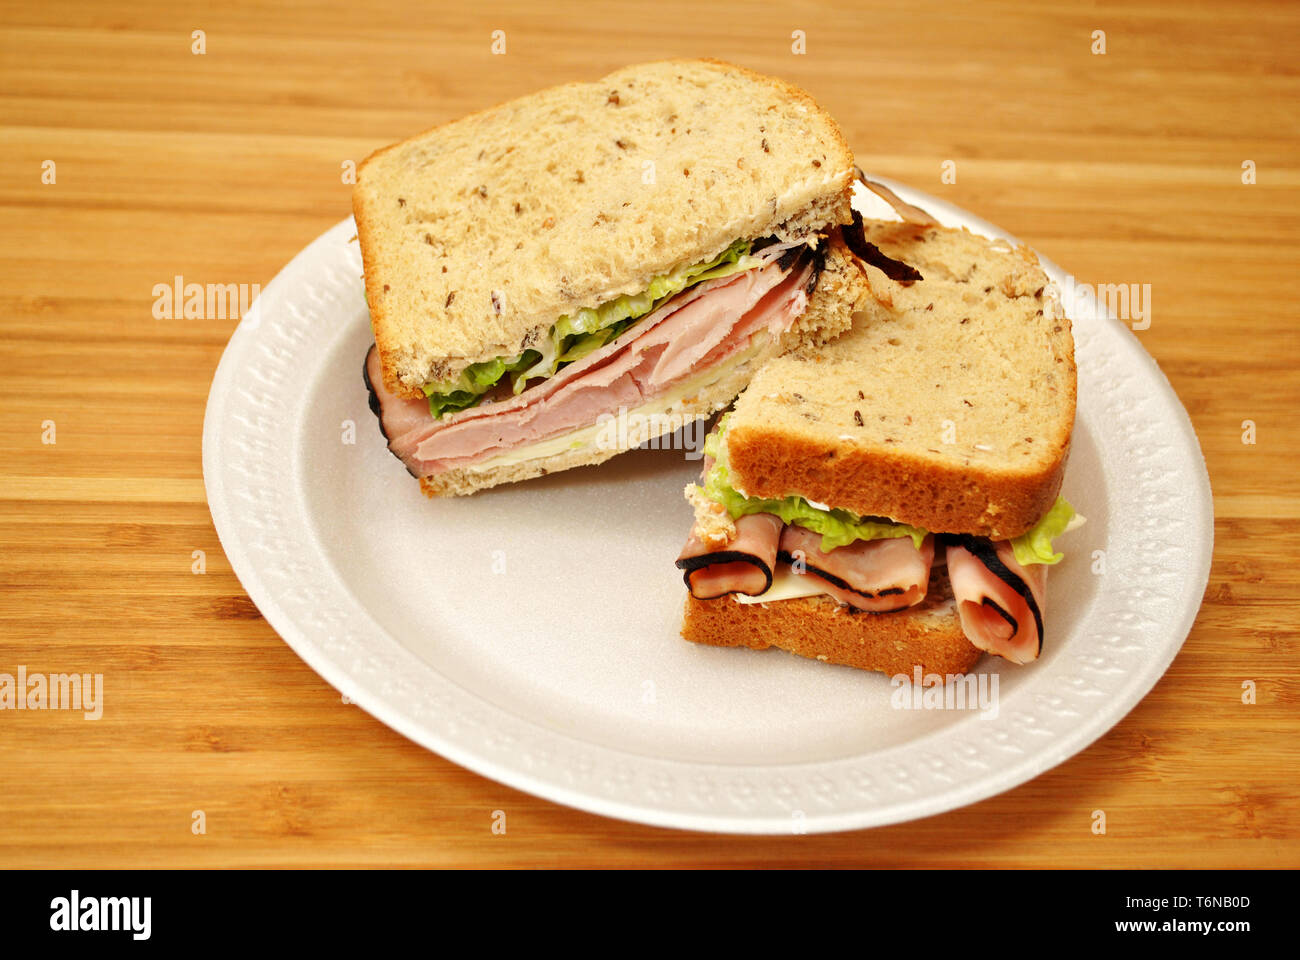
[356,59,872,496]
[676,193,1081,675]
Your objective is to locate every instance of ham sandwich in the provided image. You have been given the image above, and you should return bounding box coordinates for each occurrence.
[353,60,867,496]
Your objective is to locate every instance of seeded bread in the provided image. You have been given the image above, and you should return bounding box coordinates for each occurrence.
[420,236,873,497]
[723,219,1076,539]
[681,568,982,676]
[354,59,856,399]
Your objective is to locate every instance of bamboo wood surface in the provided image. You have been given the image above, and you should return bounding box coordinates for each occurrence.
[1,0,1297,867]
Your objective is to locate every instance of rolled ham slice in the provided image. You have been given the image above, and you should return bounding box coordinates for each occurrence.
[675,513,784,599]
[944,535,1047,664]
[777,526,935,613]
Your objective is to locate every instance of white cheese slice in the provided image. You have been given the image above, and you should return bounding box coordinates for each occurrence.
[732,564,826,605]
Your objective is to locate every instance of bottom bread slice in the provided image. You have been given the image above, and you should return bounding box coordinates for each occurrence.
[681,569,982,676]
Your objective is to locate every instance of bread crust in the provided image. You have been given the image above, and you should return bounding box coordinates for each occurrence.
[681,579,982,677]
[694,59,855,191]
[353,59,857,400]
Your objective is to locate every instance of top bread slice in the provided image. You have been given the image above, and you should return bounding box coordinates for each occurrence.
[354,59,856,400]
[722,217,1077,540]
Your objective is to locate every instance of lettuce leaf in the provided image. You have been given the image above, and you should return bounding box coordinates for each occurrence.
[421,239,758,417]
[695,418,929,552]
[422,351,539,419]
[1009,496,1076,566]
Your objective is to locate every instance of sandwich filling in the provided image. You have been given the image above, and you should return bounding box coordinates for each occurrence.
[675,416,1079,664]
[366,239,824,478]
[418,239,761,418]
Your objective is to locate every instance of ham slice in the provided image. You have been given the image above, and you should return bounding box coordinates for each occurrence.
[777,526,935,613]
[366,251,815,477]
[675,513,784,599]
[944,535,1047,664]
[403,267,757,441]
[370,267,748,464]
[411,260,808,469]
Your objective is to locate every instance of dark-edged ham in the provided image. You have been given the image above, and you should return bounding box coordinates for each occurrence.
[943,534,1047,664]
[364,346,429,477]
[842,209,923,285]
[777,526,935,613]
[676,513,784,599]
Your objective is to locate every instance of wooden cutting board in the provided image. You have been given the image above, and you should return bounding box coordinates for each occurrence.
[1,0,1296,867]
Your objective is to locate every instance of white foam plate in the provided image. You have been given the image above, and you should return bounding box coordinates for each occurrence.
[203,180,1213,833]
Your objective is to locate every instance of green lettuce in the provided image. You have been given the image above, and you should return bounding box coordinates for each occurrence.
[421,239,758,418]
[695,418,929,552]
[1010,496,1076,566]
[422,351,539,419]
